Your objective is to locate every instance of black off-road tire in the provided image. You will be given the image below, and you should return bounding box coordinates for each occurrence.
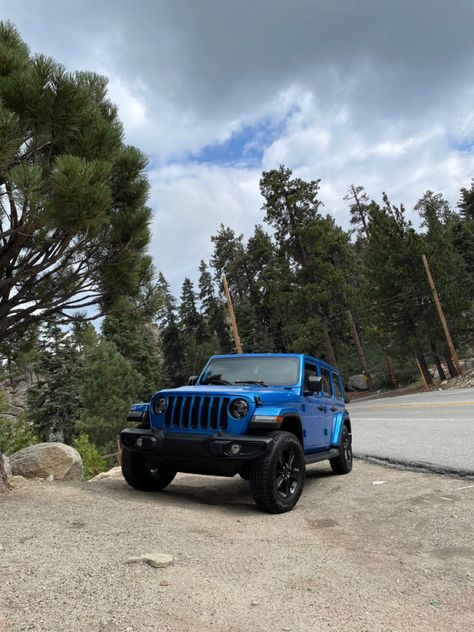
[329,423,352,475]
[121,447,177,492]
[249,431,305,514]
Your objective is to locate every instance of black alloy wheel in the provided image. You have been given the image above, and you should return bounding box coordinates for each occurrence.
[275,448,300,498]
[249,431,305,514]
[329,423,353,474]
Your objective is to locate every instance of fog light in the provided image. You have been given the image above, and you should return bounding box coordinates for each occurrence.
[136,437,143,448]
[226,442,241,456]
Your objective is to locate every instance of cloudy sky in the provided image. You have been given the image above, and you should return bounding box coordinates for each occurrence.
[2,0,474,292]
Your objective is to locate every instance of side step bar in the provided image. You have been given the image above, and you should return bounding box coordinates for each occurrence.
[305,449,339,465]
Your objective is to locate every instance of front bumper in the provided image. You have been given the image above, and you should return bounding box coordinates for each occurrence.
[120,427,273,476]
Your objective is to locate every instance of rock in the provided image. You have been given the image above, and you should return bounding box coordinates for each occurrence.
[8,475,27,489]
[126,553,174,568]
[1,453,12,477]
[10,443,83,481]
[348,374,369,391]
[88,466,123,482]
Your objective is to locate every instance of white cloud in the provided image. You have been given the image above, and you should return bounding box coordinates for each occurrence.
[149,164,262,291]
[2,0,474,296]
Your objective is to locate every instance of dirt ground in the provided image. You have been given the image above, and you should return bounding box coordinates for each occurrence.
[1,460,473,632]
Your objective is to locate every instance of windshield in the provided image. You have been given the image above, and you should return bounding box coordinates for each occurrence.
[199,357,300,387]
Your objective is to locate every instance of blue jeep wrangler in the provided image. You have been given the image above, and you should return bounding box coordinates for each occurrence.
[121,353,352,513]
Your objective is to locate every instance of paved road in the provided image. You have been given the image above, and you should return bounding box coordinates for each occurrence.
[348,388,474,475]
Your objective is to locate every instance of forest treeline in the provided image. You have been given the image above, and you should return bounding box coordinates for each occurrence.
[0,22,473,466]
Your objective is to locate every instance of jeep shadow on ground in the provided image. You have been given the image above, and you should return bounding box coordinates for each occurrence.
[83,463,338,514]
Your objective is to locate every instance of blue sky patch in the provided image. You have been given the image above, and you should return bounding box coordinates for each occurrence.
[191,118,287,167]
[456,138,474,153]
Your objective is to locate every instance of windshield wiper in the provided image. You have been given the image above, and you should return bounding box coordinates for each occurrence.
[205,378,231,385]
[234,380,268,387]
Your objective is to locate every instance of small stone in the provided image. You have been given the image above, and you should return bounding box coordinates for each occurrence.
[47,474,54,481]
[126,553,174,568]
[160,579,170,586]
[250,601,259,607]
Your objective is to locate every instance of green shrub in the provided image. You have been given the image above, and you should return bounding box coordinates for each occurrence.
[0,414,39,455]
[72,433,108,479]
[0,391,39,454]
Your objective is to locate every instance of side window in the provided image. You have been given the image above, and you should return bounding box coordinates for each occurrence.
[320,367,332,397]
[332,372,343,400]
[304,362,317,391]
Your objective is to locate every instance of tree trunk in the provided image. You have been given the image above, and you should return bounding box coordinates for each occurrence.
[430,341,446,381]
[445,351,458,378]
[0,455,8,493]
[317,306,337,367]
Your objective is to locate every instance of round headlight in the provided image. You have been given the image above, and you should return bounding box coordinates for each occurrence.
[153,397,167,415]
[230,398,249,419]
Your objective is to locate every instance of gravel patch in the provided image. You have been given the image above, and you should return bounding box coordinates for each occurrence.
[0,461,473,632]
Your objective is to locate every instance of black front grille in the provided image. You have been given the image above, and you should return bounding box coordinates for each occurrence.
[164,396,230,431]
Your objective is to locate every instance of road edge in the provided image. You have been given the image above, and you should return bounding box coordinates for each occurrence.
[354,453,474,479]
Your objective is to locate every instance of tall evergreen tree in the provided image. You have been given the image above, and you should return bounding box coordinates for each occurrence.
[415,190,473,372]
[27,321,84,442]
[158,273,187,386]
[77,339,143,450]
[260,166,340,365]
[198,260,231,352]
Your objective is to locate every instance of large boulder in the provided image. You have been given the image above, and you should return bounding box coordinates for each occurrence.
[348,374,369,391]
[10,443,83,480]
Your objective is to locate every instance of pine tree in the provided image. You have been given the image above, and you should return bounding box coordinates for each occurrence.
[0,22,153,341]
[198,260,231,353]
[77,340,143,450]
[415,191,473,372]
[260,166,339,366]
[361,194,433,383]
[27,321,84,442]
[157,273,187,386]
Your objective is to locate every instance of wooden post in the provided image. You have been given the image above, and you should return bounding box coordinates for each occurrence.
[222,274,242,354]
[383,351,398,388]
[346,309,374,390]
[422,255,462,375]
[417,360,431,391]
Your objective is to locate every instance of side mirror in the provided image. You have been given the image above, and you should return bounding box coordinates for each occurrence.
[188,375,199,385]
[307,375,323,393]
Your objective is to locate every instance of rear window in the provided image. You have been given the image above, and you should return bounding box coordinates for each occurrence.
[320,367,332,397]
[332,372,343,399]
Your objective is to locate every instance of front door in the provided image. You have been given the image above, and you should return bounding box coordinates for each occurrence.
[302,362,327,451]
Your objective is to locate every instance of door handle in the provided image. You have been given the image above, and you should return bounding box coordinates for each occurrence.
[318,405,326,412]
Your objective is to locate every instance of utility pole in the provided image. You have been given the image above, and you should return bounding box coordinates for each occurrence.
[422,255,462,376]
[345,309,374,390]
[383,351,398,388]
[416,360,431,391]
[222,274,242,354]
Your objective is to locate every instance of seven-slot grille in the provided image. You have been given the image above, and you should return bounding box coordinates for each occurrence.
[163,395,232,431]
